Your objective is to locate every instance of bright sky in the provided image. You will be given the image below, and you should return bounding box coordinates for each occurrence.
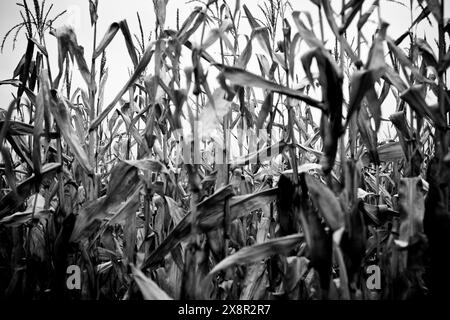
[0,0,443,142]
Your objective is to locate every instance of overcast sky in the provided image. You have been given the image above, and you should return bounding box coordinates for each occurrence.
[0,0,444,140]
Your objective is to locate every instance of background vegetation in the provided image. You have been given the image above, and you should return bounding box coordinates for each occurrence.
[0,0,449,300]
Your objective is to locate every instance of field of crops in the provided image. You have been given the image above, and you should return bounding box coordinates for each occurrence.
[0,0,449,300]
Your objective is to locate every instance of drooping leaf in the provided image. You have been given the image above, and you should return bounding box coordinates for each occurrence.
[16,38,34,103]
[208,233,304,275]
[383,65,408,92]
[347,70,376,125]
[217,65,324,109]
[94,20,138,67]
[118,20,139,68]
[302,46,343,173]
[386,36,433,84]
[415,38,438,70]
[347,22,387,129]
[305,174,345,233]
[367,21,388,73]
[94,22,120,59]
[51,26,93,90]
[401,84,446,128]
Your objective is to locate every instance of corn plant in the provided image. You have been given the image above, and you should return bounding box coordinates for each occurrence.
[0,0,449,300]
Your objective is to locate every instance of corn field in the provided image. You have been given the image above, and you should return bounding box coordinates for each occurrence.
[0,0,449,301]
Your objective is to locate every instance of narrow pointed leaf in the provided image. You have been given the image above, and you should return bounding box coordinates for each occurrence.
[94,22,120,59]
[209,233,304,275]
[217,65,323,109]
[90,43,154,131]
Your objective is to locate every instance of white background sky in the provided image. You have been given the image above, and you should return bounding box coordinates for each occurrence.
[0,0,445,141]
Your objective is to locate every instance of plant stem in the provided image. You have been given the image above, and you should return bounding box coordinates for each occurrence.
[89,12,98,200]
[216,1,231,256]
